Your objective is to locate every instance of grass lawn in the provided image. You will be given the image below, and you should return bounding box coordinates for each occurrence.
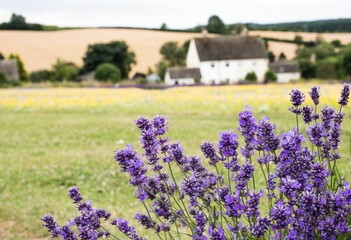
[0,83,350,239]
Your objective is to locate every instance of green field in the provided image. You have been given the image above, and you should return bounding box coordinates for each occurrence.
[0,83,350,239]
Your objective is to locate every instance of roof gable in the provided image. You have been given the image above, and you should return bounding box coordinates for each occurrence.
[269,60,300,73]
[194,36,267,61]
[168,67,201,79]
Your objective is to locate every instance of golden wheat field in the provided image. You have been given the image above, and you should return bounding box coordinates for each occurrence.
[1,29,350,76]
[0,29,211,74]
[250,30,351,59]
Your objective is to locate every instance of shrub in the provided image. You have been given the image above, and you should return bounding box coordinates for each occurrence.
[264,70,277,83]
[94,63,121,82]
[245,71,257,82]
[0,71,8,85]
[9,54,28,81]
[30,70,53,82]
[42,85,351,240]
[51,60,79,82]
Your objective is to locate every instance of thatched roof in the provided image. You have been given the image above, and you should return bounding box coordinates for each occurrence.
[270,60,300,73]
[168,67,201,79]
[194,36,267,61]
[0,60,19,81]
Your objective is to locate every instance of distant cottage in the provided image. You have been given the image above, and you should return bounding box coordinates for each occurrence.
[165,36,269,85]
[165,68,201,85]
[269,60,300,83]
[0,59,19,81]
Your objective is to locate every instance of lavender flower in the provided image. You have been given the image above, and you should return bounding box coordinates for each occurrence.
[256,117,280,152]
[235,163,254,191]
[321,106,335,131]
[224,193,244,217]
[290,89,305,107]
[60,225,77,240]
[41,214,60,238]
[238,106,257,158]
[208,226,225,240]
[270,200,293,230]
[134,116,151,131]
[245,190,263,218]
[309,86,321,105]
[201,141,219,165]
[251,216,271,238]
[311,163,329,189]
[152,116,168,136]
[135,213,156,229]
[279,176,302,198]
[113,218,144,240]
[289,89,305,114]
[193,211,207,238]
[217,130,238,158]
[306,123,325,146]
[338,84,350,106]
[68,187,83,204]
[301,106,314,124]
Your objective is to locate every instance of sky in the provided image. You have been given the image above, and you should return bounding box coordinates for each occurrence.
[0,0,350,29]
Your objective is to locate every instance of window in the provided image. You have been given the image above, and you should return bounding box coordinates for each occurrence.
[226,62,230,67]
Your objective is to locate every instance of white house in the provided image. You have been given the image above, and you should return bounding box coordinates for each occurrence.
[165,67,201,85]
[169,36,268,85]
[269,60,300,83]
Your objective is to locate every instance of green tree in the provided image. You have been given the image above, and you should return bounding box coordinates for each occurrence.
[9,54,28,81]
[331,40,342,48]
[342,49,351,77]
[245,71,257,82]
[268,51,276,63]
[9,14,27,30]
[294,35,303,45]
[160,23,168,31]
[0,52,4,60]
[316,57,337,79]
[82,41,136,79]
[207,15,226,34]
[94,63,121,82]
[160,41,187,66]
[296,47,313,60]
[264,70,277,83]
[314,42,335,61]
[299,59,316,79]
[278,52,287,60]
[51,60,79,81]
[156,60,169,80]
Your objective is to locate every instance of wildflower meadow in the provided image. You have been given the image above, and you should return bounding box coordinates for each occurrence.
[39,84,351,239]
[0,83,350,239]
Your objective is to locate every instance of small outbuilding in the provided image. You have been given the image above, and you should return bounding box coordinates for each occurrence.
[0,59,19,81]
[269,60,300,83]
[146,73,160,82]
[165,67,201,85]
[131,72,146,81]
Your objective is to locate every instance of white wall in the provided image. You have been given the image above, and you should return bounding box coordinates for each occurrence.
[199,59,269,85]
[186,40,200,68]
[165,71,195,85]
[277,72,300,83]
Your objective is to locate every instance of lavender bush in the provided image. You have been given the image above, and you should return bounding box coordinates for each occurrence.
[42,84,350,240]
